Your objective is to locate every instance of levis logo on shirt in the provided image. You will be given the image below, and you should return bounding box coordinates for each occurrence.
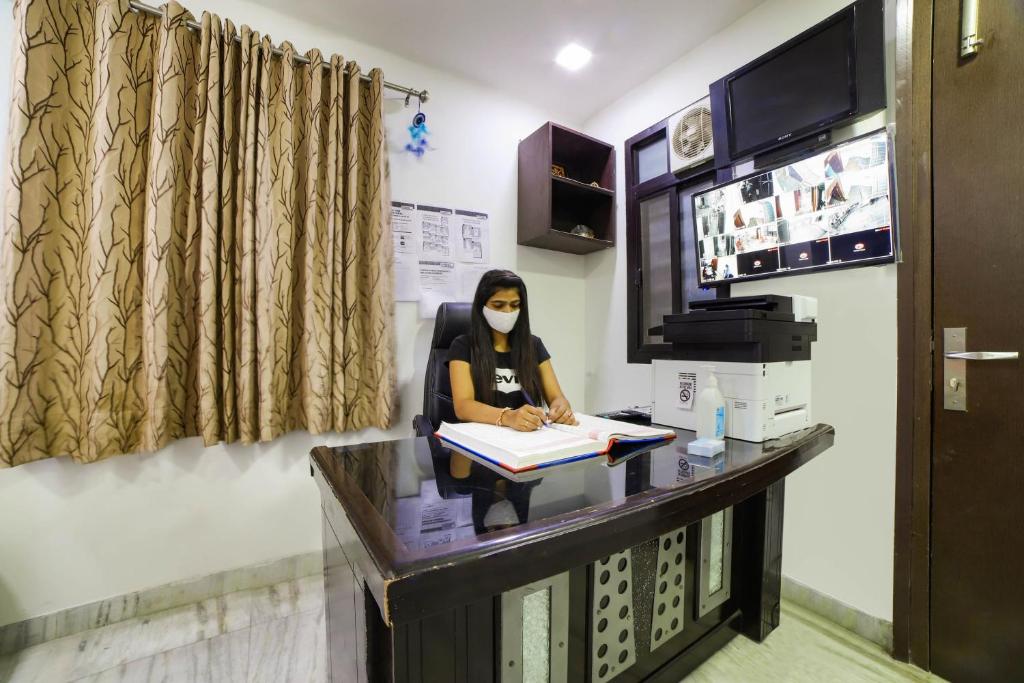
[495,368,520,393]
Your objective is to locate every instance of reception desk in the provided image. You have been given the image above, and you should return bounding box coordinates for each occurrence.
[311,424,834,682]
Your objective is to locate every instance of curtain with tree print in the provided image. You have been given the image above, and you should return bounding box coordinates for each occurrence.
[0,0,396,466]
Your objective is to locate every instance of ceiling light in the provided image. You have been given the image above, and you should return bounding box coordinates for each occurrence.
[555,43,592,71]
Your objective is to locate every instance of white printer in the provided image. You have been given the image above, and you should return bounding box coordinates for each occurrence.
[652,295,817,442]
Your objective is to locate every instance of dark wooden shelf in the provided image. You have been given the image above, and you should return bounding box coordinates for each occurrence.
[551,174,614,196]
[519,228,614,255]
[518,122,616,254]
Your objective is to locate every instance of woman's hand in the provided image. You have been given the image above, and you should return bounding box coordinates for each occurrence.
[548,396,578,425]
[505,405,547,431]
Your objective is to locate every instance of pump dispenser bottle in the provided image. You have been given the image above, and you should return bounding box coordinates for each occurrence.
[695,368,726,441]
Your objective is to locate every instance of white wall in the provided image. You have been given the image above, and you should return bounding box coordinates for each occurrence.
[582,0,897,621]
[1,0,901,629]
[0,0,586,627]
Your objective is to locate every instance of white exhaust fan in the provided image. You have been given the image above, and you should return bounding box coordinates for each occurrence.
[667,96,714,173]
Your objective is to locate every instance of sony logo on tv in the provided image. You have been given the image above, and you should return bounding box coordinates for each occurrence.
[776,132,793,142]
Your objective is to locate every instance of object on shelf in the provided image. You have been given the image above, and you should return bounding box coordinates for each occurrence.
[551,164,566,178]
[570,224,596,239]
[589,181,601,187]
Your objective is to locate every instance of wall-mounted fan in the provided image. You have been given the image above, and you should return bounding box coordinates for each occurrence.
[667,96,714,174]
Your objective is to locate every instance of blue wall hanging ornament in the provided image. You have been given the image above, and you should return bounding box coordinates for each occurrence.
[405,100,432,158]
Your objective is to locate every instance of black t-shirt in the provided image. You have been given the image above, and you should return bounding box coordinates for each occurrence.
[446,334,551,410]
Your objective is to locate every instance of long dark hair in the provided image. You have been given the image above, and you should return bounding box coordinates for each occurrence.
[468,269,542,407]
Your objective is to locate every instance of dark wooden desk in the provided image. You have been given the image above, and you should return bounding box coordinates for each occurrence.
[311,424,834,682]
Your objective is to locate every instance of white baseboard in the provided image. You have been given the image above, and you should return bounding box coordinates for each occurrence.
[0,551,322,656]
[1,556,890,658]
[782,575,893,652]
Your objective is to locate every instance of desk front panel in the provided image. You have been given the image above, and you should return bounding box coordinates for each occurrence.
[322,491,780,683]
[313,425,830,681]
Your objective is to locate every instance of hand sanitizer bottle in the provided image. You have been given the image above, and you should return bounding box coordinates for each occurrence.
[696,368,726,441]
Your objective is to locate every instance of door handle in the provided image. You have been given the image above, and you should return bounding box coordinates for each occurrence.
[943,351,1019,361]
[942,327,1016,412]
[960,0,984,57]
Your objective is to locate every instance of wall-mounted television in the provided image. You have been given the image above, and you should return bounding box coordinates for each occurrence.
[709,0,885,165]
[692,128,895,287]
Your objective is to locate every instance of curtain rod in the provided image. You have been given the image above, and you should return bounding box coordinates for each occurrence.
[127,0,429,103]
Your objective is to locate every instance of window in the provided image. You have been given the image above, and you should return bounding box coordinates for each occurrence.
[625,122,718,363]
[639,193,673,345]
[635,136,668,184]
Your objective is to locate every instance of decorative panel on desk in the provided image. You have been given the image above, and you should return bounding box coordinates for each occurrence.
[590,549,637,682]
[650,526,688,651]
[697,507,734,618]
[500,573,569,683]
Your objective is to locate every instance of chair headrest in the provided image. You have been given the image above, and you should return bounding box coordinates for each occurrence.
[431,302,472,350]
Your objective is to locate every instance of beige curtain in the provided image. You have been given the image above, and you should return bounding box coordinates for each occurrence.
[0,0,396,467]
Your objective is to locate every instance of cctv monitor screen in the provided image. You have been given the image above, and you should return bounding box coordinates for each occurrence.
[692,129,894,286]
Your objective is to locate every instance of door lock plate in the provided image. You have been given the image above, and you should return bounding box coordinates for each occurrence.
[944,327,967,411]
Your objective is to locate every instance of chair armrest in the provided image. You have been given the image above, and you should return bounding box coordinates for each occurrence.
[413,414,434,437]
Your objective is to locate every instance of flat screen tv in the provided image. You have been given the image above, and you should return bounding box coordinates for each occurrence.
[710,0,885,163]
[692,129,895,287]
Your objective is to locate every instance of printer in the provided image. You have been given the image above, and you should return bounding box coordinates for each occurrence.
[652,295,817,442]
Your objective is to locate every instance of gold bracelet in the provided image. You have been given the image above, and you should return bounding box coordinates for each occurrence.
[496,407,510,427]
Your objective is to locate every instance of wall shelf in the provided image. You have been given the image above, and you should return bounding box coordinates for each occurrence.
[524,229,614,255]
[518,122,616,254]
[551,174,615,197]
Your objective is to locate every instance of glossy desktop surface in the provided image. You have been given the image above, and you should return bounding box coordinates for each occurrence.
[311,424,834,581]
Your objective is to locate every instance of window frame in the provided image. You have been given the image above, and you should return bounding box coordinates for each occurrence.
[625,118,721,364]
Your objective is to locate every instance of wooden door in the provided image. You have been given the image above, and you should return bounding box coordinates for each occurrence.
[930,1,1024,680]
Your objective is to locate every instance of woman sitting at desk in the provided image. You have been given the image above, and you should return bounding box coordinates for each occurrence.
[448,269,578,432]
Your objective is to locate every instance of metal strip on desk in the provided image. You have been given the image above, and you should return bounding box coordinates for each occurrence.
[500,573,569,683]
[590,549,637,682]
[697,507,734,618]
[650,526,687,651]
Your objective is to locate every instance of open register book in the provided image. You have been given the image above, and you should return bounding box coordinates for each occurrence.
[435,414,676,473]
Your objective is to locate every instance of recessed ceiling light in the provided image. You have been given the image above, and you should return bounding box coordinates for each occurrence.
[555,43,592,71]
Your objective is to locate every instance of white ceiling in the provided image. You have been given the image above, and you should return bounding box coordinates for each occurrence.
[253,0,766,122]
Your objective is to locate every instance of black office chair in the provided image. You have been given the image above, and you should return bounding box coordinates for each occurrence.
[412,302,475,500]
[413,301,472,437]
[414,302,543,509]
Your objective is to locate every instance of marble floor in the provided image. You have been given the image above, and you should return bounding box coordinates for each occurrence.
[0,574,940,683]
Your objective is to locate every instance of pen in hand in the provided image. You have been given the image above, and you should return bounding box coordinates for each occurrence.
[519,390,550,428]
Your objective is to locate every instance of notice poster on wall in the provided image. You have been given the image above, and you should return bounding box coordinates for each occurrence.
[453,210,490,264]
[418,260,459,319]
[391,201,496,314]
[418,205,454,258]
[391,201,421,255]
[394,253,420,302]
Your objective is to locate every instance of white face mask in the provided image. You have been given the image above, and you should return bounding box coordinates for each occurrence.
[482,306,520,334]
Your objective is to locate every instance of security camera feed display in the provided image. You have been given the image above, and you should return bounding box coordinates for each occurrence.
[693,130,894,286]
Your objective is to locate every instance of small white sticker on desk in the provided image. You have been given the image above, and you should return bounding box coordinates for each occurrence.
[677,372,697,410]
